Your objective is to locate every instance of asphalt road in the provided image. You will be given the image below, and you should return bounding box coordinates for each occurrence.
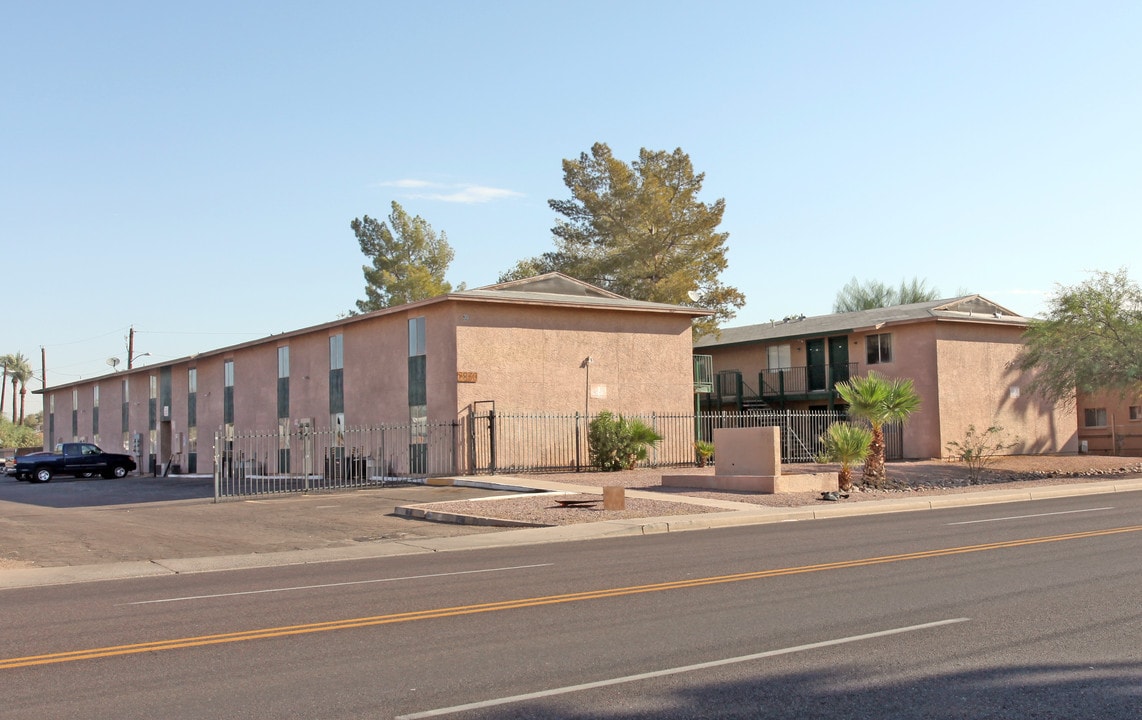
[2,492,1140,718]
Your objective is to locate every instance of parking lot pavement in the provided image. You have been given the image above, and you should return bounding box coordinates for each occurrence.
[0,474,512,569]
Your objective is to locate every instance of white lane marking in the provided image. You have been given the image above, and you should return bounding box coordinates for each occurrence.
[395,618,971,719]
[946,507,1114,525]
[122,564,553,605]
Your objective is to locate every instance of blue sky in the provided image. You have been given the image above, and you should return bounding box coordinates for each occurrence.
[3,1,1139,415]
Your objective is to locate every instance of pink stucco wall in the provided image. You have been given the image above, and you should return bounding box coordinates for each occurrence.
[699,318,1077,459]
[40,294,701,475]
[454,304,695,416]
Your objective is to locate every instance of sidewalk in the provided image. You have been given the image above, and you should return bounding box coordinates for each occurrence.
[3,471,1141,590]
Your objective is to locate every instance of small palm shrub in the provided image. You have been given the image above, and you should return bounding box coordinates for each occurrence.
[588,411,664,471]
[816,422,873,491]
[694,440,715,467]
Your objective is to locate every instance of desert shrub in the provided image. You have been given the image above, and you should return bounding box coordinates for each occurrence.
[588,411,663,471]
[945,424,1021,484]
[694,440,714,467]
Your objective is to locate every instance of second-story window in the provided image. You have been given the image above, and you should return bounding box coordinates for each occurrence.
[224,360,235,425]
[867,333,893,365]
[767,344,791,369]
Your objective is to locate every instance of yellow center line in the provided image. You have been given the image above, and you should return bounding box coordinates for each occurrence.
[4,524,1139,670]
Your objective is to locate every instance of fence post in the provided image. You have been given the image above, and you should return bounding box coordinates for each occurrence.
[212,429,221,502]
[488,408,497,475]
[575,411,581,472]
[451,420,459,476]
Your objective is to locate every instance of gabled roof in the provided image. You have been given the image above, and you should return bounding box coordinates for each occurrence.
[451,272,714,316]
[694,295,1027,349]
[41,273,710,392]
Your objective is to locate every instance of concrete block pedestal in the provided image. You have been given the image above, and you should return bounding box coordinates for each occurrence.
[663,426,838,494]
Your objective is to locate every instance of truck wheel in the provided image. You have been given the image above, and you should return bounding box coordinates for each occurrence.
[111,465,129,479]
[34,468,52,483]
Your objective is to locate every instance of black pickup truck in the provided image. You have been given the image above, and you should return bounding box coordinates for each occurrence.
[12,443,137,483]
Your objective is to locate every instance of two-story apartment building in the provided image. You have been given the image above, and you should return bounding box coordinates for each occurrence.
[694,296,1078,459]
[39,274,711,475]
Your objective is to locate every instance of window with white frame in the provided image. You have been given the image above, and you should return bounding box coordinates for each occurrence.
[767,344,792,369]
[1084,408,1108,427]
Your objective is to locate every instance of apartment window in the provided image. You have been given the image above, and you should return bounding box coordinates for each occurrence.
[223,360,235,425]
[277,346,290,420]
[72,388,79,439]
[1130,406,1141,421]
[148,375,158,431]
[92,384,100,440]
[767,344,792,369]
[122,379,130,453]
[867,333,893,365]
[187,368,197,428]
[408,317,427,474]
[1084,408,1108,427]
[329,334,344,370]
[408,316,426,357]
[187,367,198,473]
[329,334,344,414]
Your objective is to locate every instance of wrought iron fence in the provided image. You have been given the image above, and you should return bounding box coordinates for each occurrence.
[465,409,886,474]
[215,410,904,498]
[213,420,457,500]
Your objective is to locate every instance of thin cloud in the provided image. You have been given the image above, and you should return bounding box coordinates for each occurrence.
[378,179,435,189]
[376,179,524,204]
[413,186,524,203]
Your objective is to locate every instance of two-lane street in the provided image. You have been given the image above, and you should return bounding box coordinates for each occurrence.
[3,493,1141,719]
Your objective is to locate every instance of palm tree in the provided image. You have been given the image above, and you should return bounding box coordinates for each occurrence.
[5,353,34,425]
[816,422,873,491]
[835,371,921,486]
[0,353,13,418]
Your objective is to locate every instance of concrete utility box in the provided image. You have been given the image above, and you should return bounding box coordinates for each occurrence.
[662,426,838,494]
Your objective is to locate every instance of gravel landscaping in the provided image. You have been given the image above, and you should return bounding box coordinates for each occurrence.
[415,455,1142,526]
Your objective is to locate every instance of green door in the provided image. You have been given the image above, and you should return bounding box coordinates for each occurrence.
[807,339,826,391]
[828,336,849,386]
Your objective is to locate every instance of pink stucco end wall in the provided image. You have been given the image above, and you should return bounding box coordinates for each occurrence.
[454,304,695,416]
[934,333,1077,458]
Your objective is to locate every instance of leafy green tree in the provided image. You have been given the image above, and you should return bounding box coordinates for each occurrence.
[0,416,41,449]
[502,143,745,336]
[5,352,33,424]
[833,277,942,313]
[815,422,873,491]
[352,201,457,312]
[835,371,921,486]
[1016,268,1142,404]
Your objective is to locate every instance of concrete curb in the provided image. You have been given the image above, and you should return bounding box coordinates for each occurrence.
[3,477,1141,590]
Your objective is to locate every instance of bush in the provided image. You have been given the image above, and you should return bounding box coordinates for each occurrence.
[694,440,714,467]
[815,422,872,491]
[588,411,663,471]
[945,424,1020,484]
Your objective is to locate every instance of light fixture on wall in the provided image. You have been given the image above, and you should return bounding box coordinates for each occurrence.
[582,356,593,419]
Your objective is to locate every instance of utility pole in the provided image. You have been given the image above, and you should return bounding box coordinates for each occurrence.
[127,326,135,369]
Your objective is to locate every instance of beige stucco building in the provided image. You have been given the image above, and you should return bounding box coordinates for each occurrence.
[1076,390,1142,456]
[40,274,710,475]
[694,296,1079,460]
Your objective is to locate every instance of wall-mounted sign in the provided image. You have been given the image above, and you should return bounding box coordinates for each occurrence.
[457,371,478,383]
